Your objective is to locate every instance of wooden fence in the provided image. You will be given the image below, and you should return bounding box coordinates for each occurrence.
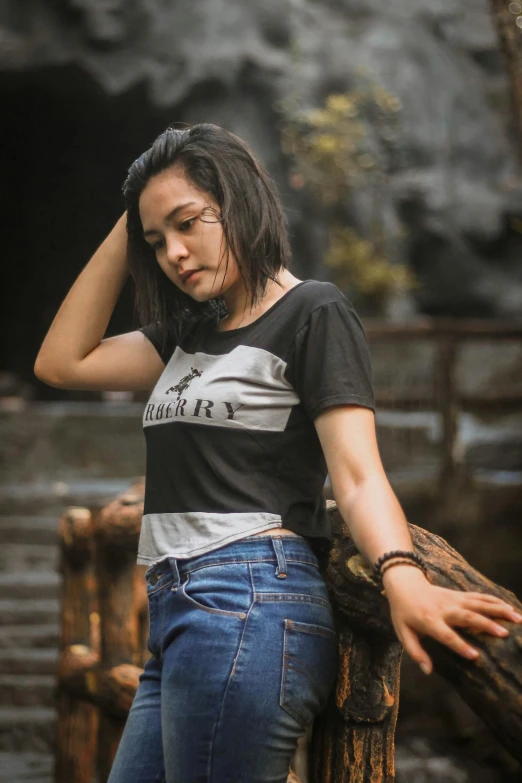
[54,490,522,783]
[365,317,522,485]
[54,318,522,782]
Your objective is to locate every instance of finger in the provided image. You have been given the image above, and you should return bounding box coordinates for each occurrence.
[465,593,522,615]
[461,600,521,623]
[464,592,506,602]
[462,597,522,622]
[449,609,510,638]
[400,625,433,675]
[430,623,480,661]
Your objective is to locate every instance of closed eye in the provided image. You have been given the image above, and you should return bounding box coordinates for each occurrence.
[146,216,196,250]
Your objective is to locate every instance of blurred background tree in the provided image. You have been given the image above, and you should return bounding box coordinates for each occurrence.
[490,0,522,164]
[278,76,416,313]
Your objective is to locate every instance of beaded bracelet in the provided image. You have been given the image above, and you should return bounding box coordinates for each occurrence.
[373,549,428,584]
[380,559,427,581]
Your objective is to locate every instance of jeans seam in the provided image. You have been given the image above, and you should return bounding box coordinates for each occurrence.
[207,570,255,782]
[280,620,290,717]
[256,593,332,608]
[147,579,175,597]
[159,587,166,661]
[285,618,337,640]
[180,573,249,618]
[248,562,256,601]
[181,556,318,573]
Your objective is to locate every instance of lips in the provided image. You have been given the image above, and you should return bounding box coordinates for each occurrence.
[181,269,202,284]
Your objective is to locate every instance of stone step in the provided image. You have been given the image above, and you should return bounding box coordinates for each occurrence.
[0,776,52,783]
[0,478,140,516]
[0,599,60,626]
[0,707,56,753]
[0,625,60,650]
[0,573,61,600]
[0,778,52,783]
[0,752,53,782]
[0,401,145,489]
[0,543,59,573]
[0,649,58,676]
[0,675,57,708]
[0,517,59,546]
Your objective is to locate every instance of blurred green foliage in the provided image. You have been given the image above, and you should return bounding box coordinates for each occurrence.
[278,78,415,304]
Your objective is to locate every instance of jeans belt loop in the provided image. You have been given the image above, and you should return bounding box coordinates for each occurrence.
[167,556,181,591]
[272,536,287,579]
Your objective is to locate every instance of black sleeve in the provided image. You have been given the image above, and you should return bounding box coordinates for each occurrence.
[138,322,177,365]
[285,298,375,421]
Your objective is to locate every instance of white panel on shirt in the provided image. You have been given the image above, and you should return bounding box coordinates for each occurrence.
[143,345,299,433]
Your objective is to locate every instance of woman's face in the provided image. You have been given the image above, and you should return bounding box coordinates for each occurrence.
[139,168,241,301]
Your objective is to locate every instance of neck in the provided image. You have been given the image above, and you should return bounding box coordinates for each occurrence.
[219,268,301,327]
[221,270,280,320]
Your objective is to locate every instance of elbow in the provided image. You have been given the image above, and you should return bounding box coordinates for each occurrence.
[33,358,67,388]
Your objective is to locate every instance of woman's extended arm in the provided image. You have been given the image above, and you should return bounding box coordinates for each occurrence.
[34,213,164,392]
[314,405,522,674]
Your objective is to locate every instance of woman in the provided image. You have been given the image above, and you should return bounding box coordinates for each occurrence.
[35,123,522,783]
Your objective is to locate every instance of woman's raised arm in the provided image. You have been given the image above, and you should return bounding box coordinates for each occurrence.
[34,213,165,392]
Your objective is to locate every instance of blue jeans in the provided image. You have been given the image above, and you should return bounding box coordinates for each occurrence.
[107,534,338,783]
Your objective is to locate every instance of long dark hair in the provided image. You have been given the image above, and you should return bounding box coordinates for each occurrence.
[122,123,292,347]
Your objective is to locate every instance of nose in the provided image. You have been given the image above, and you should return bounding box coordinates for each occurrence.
[165,235,189,266]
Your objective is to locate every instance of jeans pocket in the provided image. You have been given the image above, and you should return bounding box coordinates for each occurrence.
[280,618,338,728]
[178,563,252,618]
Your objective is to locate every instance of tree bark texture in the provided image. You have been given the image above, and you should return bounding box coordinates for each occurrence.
[56,487,522,782]
[309,501,522,781]
[490,0,522,163]
[55,507,99,783]
[91,483,145,782]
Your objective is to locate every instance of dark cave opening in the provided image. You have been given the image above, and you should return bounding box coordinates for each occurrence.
[1,64,174,399]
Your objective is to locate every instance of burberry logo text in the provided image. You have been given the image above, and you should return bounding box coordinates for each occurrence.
[144,399,244,422]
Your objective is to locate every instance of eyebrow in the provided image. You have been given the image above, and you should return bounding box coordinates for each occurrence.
[142,201,197,237]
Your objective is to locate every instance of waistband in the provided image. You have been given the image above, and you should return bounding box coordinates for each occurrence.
[144,535,320,585]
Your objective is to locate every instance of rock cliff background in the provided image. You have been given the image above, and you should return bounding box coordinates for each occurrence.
[1,0,522,386]
[1,3,522,780]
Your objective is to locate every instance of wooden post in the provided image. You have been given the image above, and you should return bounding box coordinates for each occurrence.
[310,503,402,782]
[308,502,522,781]
[434,327,458,491]
[310,628,402,782]
[54,433,522,781]
[55,507,99,783]
[90,482,145,783]
[489,0,522,165]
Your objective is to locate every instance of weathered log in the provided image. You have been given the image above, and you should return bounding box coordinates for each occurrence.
[309,501,522,781]
[90,482,145,782]
[489,0,522,165]
[55,507,99,783]
[310,629,402,783]
[93,663,143,718]
[55,485,522,782]
[58,644,99,701]
[91,493,144,664]
[133,557,150,667]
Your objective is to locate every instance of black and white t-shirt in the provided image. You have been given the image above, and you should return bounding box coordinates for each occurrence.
[137,280,375,566]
